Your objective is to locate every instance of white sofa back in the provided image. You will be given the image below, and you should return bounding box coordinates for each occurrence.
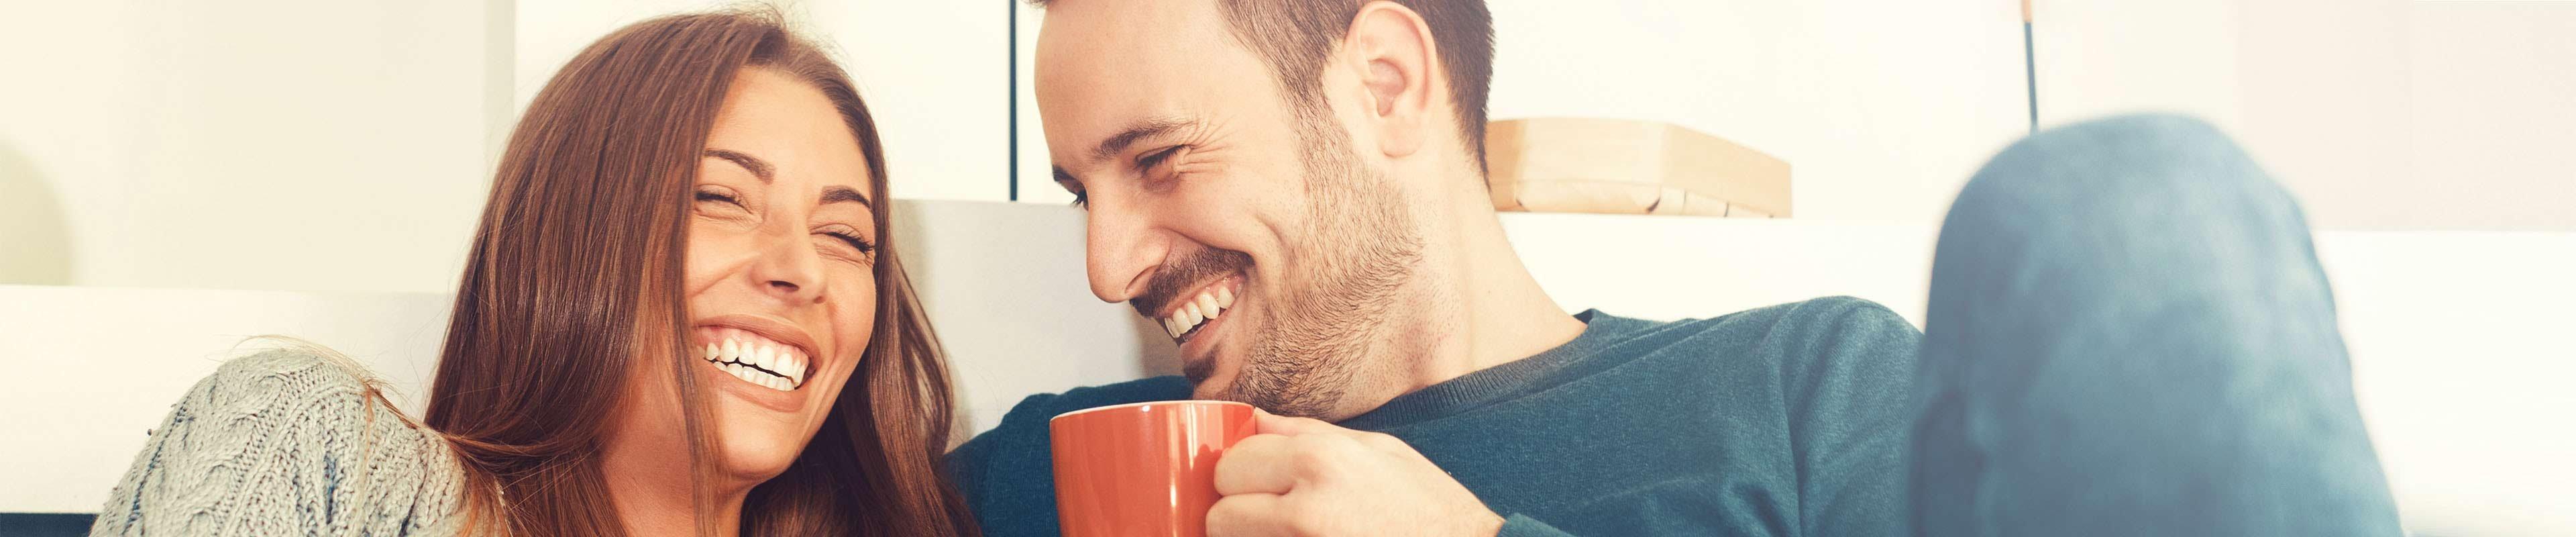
[4,200,2570,535]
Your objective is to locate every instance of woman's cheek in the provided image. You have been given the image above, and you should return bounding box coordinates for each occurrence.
[832,278,875,377]
[681,224,734,289]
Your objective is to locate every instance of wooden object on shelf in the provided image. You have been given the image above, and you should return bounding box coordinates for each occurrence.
[1483,117,1790,217]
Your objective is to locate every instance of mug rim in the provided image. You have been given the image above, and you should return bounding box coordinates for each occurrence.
[1049,399,1254,422]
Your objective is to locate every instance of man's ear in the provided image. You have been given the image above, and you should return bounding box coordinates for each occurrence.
[1343,2,1438,159]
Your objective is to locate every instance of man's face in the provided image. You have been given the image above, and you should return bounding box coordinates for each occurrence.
[1036,0,1422,417]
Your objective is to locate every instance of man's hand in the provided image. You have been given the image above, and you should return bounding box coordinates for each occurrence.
[1207,409,1505,537]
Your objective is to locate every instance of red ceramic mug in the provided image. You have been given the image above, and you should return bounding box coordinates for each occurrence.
[1049,400,1258,537]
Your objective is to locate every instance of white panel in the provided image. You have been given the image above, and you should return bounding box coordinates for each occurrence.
[810,0,1012,203]
[1483,0,2029,224]
[2037,0,2576,231]
[1007,0,2034,225]
[2233,0,2415,233]
[1014,3,1074,205]
[515,0,1012,203]
[0,0,501,293]
[2402,2,2576,231]
[512,0,712,112]
[2031,0,2247,129]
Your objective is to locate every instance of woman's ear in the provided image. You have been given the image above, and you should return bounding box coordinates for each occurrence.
[1344,3,1439,158]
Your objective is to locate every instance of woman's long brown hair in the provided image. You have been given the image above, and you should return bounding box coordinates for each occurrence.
[421,9,976,536]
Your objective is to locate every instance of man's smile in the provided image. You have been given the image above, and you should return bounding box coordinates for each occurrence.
[1159,273,1243,345]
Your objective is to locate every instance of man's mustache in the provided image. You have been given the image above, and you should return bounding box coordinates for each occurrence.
[1132,248,1254,319]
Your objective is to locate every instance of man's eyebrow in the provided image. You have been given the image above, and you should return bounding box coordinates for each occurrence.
[820,185,871,207]
[1087,117,1195,164]
[704,148,774,183]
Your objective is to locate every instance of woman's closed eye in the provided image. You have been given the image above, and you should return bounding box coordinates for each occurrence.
[695,187,749,213]
[814,225,875,258]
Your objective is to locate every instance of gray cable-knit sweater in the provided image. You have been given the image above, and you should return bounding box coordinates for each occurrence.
[89,350,469,536]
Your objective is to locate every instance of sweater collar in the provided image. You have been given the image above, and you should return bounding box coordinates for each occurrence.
[1335,309,1647,430]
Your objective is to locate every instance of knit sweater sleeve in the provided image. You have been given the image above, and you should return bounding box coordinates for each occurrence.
[89,349,468,536]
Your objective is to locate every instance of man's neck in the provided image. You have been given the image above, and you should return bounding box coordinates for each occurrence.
[1333,166,1587,420]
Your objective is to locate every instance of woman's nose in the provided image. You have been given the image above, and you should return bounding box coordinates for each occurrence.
[749,232,826,304]
[765,278,803,295]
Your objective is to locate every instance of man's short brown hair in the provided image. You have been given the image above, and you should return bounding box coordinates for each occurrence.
[1032,0,1497,171]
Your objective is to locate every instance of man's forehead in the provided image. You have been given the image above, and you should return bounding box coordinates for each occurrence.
[1038,0,1215,31]
[1035,0,1250,170]
[1036,0,1231,71]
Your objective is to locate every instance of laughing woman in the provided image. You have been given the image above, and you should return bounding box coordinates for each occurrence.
[89,11,975,536]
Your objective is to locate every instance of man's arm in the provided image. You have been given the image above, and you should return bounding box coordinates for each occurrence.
[1781,297,1925,535]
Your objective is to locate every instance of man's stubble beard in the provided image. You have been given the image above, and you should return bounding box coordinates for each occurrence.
[1219,105,1426,419]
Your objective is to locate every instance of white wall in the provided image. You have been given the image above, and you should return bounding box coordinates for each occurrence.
[0,0,504,293]
[1013,2,1057,204]
[2037,0,2576,231]
[13,0,2566,291]
[0,0,1013,293]
[1016,0,2576,233]
[1010,0,2035,220]
[515,0,1013,202]
[1481,1,2029,224]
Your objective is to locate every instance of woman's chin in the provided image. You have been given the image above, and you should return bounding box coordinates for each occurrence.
[708,390,823,484]
[714,422,810,483]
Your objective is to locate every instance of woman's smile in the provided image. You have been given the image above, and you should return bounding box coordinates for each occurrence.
[696,326,811,391]
[690,313,828,413]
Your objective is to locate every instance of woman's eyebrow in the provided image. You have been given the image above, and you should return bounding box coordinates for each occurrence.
[704,148,775,183]
[820,185,871,207]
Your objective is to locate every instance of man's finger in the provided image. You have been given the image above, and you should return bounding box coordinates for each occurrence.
[1213,433,1299,495]
[1256,407,1421,458]
[1205,492,1289,537]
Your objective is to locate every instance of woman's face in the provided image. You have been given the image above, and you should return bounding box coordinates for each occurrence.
[620,67,883,483]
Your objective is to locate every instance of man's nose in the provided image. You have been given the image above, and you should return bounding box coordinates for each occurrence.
[1085,202,1164,304]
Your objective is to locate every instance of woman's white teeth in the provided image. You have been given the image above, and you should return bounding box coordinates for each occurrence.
[698,336,806,391]
[1162,289,1230,339]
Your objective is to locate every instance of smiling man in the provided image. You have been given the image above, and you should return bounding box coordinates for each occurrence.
[950,0,2403,536]
[945,0,1923,535]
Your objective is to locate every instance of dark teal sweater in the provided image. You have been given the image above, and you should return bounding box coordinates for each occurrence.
[947,297,1923,536]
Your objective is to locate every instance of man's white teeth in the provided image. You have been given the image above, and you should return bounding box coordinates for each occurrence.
[1195,293,1220,320]
[698,336,806,391]
[1161,288,1232,339]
